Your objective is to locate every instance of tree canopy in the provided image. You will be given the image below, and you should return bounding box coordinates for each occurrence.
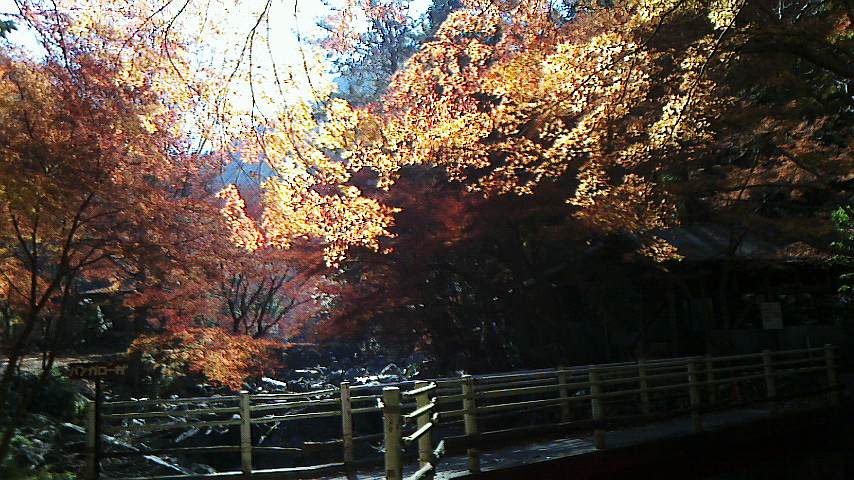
[0,0,851,455]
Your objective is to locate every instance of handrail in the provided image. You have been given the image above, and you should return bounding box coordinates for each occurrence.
[104,395,239,407]
[86,345,839,480]
[402,382,437,397]
[403,400,436,421]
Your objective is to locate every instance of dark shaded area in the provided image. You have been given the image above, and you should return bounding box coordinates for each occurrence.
[465,403,854,480]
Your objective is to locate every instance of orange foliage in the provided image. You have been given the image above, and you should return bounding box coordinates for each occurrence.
[130,328,284,390]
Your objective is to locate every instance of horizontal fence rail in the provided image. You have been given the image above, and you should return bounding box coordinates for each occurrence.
[86,345,841,480]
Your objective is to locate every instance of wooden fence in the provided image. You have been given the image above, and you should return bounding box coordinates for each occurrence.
[87,345,841,480]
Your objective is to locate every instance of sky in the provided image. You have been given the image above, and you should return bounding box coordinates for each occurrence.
[0,0,432,97]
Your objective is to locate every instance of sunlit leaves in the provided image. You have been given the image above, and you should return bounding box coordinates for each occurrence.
[217,184,264,251]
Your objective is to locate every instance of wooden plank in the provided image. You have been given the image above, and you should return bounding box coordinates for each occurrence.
[473,377,560,391]
[250,389,335,399]
[776,366,827,375]
[438,409,465,420]
[101,446,243,457]
[112,462,347,480]
[600,388,644,398]
[769,357,822,368]
[708,363,763,374]
[709,352,764,362]
[250,410,342,423]
[250,398,339,412]
[403,421,433,445]
[404,400,436,421]
[103,407,240,420]
[705,374,765,385]
[351,406,382,414]
[114,419,241,433]
[476,397,569,414]
[403,382,437,397]
[476,383,564,399]
[104,396,239,408]
[437,394,463,404]
[771,346,826,356]
[408,462,433,480]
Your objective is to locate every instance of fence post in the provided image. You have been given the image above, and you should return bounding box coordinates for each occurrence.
[638,360,650,416]
[589,367,605,449]
[687,361,702,433]
[239,391,253,477]
[85,400,97,480]
[340,382,354,465]
[383,387,403,480]
[557,365,571,422]
[825,344,840,405]
[705,355,717,405]
[762,350,776,400]
[462,375,481,473]
[414,381,433,471]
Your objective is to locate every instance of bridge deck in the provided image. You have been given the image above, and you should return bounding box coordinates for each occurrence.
[309,407,776,479]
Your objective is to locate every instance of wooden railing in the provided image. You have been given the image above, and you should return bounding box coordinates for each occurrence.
[86,345,841,480]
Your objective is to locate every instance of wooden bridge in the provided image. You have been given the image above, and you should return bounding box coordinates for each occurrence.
[85,345,843,480]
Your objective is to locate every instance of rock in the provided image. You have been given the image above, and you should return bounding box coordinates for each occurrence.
[60,422,86,436]
[260,377,288,391]
[326,370,344,384]
[174,428,199,443]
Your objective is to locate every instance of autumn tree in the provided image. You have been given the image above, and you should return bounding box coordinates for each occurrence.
[215,242,326,338]
[108,0,852,360]
[308,0,854,362]
[2,0,848,385]
[130,327,284,390]
[0,1,277,463]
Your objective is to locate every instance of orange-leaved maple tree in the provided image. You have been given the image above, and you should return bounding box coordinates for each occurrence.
[0,0,307,462]
[130,328,284,390]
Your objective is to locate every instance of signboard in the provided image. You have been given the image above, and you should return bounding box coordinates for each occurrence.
[68,358,129,480]
[760,302,783,330]
[68,361,129,379]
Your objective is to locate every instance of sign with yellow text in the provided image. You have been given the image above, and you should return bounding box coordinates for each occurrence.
[68,361,129,379]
